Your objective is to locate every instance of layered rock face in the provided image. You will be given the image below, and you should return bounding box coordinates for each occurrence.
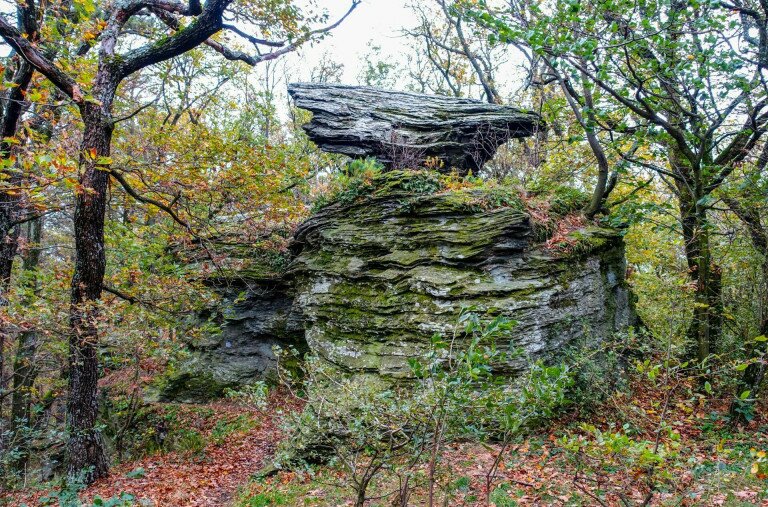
[156,281,305,402]
[289,174,634,378]
[288,83,541,173]
[163,174,634,398]
[164,85,635,399]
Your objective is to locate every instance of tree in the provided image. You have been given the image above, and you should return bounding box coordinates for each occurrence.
[8,216,43,477]
[467,0,768,362]
[0,2,38,303]
[405,0,502,102]
[310,52,345,84]
[722,167,768,420]
[0,0,359,483]
[357,43,399,88]
[0,1,39,442]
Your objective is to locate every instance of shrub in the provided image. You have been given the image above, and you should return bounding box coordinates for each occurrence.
[224,381,269,410]
[276,308,576,506]
[34,470,135,507]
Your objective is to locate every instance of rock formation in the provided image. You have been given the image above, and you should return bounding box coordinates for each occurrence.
[288,83,542,173]
[289,171,635,377]
[163,85,635,400]
[156,280,305,403]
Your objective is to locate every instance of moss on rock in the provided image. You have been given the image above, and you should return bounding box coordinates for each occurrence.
[290,171,636,378]
[169,170,636,401]
[151,368,237,404]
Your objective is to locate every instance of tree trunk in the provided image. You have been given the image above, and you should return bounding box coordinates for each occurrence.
[66,103,113,483]
[9,216,43,478]
[0,60,34,300]
[0,59,34,458]
[725,196,768,422]
[677,188,722,363]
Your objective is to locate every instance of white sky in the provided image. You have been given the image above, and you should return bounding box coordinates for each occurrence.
[290,0,414,85]
[281,0,526,98]
[0,0,527,107]
[0,0,413,83]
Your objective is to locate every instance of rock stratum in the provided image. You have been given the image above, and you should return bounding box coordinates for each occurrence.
[156,280,305,402]
[160,171,635,400]
[161,82,634,399]
[288,83,542,173]
[287,172,634,377]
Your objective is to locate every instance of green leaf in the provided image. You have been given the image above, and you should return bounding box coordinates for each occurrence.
[126,467,145,478]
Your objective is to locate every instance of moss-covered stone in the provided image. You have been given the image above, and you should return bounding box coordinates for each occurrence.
[171,170,636,400]
[289,172,636,378]
[151,369,236,404]
[155,281,306,402]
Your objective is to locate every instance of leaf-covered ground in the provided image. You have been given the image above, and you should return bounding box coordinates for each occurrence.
[4,380,767,506]
[231,377,768,507]
[83,403,284,506]
[3,394,301,507]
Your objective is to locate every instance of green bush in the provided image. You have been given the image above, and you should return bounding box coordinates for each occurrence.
[276,308,576,506]
[224,381,269,409]
[35,471,135,507]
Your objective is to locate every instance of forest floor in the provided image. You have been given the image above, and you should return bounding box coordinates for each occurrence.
[3,379,768,506]
[230,380,768,507]
[3,393,302,507]
[82,398,297,507]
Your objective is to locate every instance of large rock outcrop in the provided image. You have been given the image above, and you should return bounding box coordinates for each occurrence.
[164,82,635,399]
[288,83,541,173]
[162,172,635,399]
[288,172,634,378]
[155,280,305,402]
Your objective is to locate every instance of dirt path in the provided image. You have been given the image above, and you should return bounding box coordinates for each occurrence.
[85,399,296,507]
[5,396,299,507]
[88,412,278,505]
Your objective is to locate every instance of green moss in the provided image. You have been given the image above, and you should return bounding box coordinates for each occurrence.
[313,167,526,214]
[293,168,632,382]
[565,226,619,257]
[373,169,442,195]
[153,368,237,403]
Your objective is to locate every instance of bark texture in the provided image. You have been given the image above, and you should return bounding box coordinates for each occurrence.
[66,103,113,483]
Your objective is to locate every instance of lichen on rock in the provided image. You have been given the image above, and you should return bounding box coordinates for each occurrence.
[162,168,635,401]
[289,170,636,378]
[288,83,542,173]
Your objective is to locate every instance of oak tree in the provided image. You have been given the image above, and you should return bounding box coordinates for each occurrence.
[0,0,358,482]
